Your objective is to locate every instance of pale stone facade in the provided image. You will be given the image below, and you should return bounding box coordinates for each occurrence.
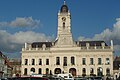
[21,1,114,77]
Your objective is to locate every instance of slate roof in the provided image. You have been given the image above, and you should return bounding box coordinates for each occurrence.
[60,4,68,13]
[76,41,108,47]
[31,41,108,48]
[31,42,52,48]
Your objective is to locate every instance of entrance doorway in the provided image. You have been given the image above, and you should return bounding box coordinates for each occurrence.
[69,68,76,76]
[54,68,61,74]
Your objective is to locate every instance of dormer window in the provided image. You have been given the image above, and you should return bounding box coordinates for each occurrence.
[42,44,46,50]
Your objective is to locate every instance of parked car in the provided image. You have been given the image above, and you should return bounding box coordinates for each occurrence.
[48,76,64,80]
[87,77,94,80]
[57,73,74,80]
[94,76,103,80]
[7,77,49,80]
[74,77,87,80]
[0,78,8,80]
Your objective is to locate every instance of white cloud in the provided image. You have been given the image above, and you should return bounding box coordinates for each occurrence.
[11,31,53,44]
[0,17,40,27]
[78,18,120,54]
[0,22,8,26]
[0,30,53,53]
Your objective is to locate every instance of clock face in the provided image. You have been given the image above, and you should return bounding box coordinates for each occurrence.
[62,17,66,21]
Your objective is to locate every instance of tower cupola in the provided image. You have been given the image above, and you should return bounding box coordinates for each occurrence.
[60,0,68,13]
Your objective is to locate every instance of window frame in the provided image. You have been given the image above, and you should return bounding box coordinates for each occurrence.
[32,59,35,65]
[71,56,75,65]
[56,57,60,65]
[46,59,49,65]
[90,58,94,65]
[98,58,102,65]
[25,59,28,65]
[82,58,86,65]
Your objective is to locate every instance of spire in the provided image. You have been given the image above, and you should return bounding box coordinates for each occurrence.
[64,0,66,5]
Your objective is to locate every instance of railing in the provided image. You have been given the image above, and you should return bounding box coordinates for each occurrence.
[22,46,112,51]
[80,46,111,50]
[22,48,50,51]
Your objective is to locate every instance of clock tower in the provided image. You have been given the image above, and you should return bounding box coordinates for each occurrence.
[56,1,73,47]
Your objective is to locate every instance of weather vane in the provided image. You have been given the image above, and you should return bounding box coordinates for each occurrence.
[64,0,66,5]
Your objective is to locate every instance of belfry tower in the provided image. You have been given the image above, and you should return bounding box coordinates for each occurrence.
[56,1,73,47]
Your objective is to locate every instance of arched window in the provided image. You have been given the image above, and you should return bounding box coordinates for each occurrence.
[32,59,35,65]
[46,68,49,74]
[82,68,86,74]
[90,68,94,75]
[54,68,61,74]
[25,59,28,65]
[63,57,67,66]
[46,59,49,65]
[71,56,75,65]
[90,58,94,65]
[31,68,35,73]
[38,68,42,74]
[82,58,86,65]
[98,58,102,65]
[82,68,86,77]
[56,57,60,65]
[97,67,103,76]
[24,68,27,75]
[106,58,110,65]
[39,59,42,65]
[63,22,65,29]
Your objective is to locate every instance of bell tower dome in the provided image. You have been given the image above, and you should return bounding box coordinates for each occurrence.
[60,0,68,13]
[55,0,73,47]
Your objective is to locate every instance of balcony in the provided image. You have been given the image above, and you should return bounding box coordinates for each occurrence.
[22,47,50,51]
[80,46,112,50]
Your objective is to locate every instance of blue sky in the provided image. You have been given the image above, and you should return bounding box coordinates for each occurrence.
[0,0,120,57]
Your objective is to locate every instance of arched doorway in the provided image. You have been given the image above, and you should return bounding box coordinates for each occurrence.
[16,73,19,77]
[54,68,61,74]
[69,68,76,76]
[46,68,49,74]
[31,68,35,73]
[38,68,42,74]
[97,67,103,76]
[82,68,86,77]
[106,68,110,76]
[90,68,94,76]
[24,68,27,75]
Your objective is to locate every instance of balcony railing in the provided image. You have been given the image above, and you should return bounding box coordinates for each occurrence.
[22,46,112,51]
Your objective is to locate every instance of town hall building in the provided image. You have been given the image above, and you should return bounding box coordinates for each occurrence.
[21,1,114,77]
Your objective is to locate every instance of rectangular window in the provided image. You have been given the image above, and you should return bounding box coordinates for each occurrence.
[98,58,102,65]
[38,68,42,74]
[25,59,28,65]
[71,57,75,65]
[106,58,110,65]
[56,57,60,65]
[46,59,49,65]
[82,58,86,65]
[63,57,67,66]
[90,58,94,65]
[39,59,42,65]
[32,59,35,65]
